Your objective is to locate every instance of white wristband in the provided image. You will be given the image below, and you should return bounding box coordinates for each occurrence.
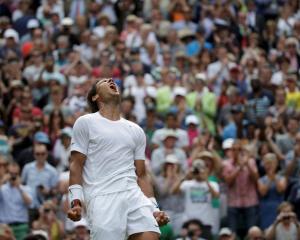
[68,184,84,206]
[149,197,160,212]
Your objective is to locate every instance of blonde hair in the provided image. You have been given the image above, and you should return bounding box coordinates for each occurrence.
[263,153,278,164]
[277,202,293,214]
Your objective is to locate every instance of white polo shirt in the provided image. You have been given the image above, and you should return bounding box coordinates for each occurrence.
[71,112,146,202]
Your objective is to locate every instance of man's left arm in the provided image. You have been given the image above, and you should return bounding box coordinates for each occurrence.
[134,126,169,226]
[135,160,169,226]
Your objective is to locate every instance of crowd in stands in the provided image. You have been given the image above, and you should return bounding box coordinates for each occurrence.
[0,0,300,239]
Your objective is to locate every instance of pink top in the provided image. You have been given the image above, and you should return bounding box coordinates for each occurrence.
[222,158,258,208]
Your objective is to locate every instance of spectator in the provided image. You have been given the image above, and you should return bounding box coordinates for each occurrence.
[176,219,208,240]
[151,112,189,151]
[16,132,55,170]
[222,104,245,140]
[0,224,16,240]
[218,227,236,240]
[222,141,259,238]
[73,218,90,240]
[0,162,32,240]
[53,127,72,173]
[21,144,58,215]
[154,154,184,234]
[265,202,300,240]
[151,130,187,176]
[172,159,220,234]
[32,200,64,240]
[184,115,200,150]
[277,116,299,157]
[258,153,287,230]
[247,226,264,240]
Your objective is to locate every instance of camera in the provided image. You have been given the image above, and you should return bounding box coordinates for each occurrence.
[192,159,206,176]
[192,168,199,175]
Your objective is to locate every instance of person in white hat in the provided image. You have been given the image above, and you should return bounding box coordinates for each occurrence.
[218,227,235,240]
[73,218,90,240]
[151,129,187,176]
[222,138,235,160]
[154,154,185,235]
[20,19,40,44]
[185,115,200,150]
[151,112,189,152]
[1,28,21,59]
[170,86,194,128]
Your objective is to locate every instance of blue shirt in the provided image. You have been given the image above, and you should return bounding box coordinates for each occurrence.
[0,183,32,224]
[21,162,58,208]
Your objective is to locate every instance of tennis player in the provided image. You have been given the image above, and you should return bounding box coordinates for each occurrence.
[68,78,169,239]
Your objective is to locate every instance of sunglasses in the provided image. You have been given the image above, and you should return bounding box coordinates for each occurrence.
[44,208,54,213]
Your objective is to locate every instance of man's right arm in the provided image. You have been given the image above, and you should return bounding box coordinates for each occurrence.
[69,151,86,186]
[68,116,89,222]
[68,151,86,221]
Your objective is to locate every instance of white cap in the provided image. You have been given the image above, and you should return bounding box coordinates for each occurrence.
[222,138,234,150]
[219,227,233,236]
[162,130,178,141]
[165,154,179,164]
[192,159,206,170]
[61,127,72,138]
[173,86,187,97]
[62,17,74,26]
[32,230,49,239]
[185,115,199,126]
[27,19,39,29]
[74,218,89,229]
[195,73,207,82]
[4,28,19,43]
[178,28,195,39]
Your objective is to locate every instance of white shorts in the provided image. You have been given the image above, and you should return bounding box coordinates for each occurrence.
[86,188,160,240]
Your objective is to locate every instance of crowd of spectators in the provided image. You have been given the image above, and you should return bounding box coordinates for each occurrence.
[0,0,300,239]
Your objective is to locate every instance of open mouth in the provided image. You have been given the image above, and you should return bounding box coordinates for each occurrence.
[109,83,118,92]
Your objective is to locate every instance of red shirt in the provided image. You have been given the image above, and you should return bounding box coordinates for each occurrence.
[222,158,258,207]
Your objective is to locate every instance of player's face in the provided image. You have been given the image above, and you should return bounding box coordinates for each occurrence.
[96,78,120,101]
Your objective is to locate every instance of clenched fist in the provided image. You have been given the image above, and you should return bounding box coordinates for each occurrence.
[153,211,169,226]
[68,206,82,222]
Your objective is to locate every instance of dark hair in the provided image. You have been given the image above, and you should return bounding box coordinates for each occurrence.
[166,112,177,119]
[87,80,100,113]
[48,109,64,136]
[182,219,203,229]
[24,235,47,240]
[122,96,135,106]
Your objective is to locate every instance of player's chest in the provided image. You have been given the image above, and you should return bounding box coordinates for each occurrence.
[89,124,136,149]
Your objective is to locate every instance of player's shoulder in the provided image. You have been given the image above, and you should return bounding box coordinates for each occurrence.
[122,119,144,132]
[75,112,98,124]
